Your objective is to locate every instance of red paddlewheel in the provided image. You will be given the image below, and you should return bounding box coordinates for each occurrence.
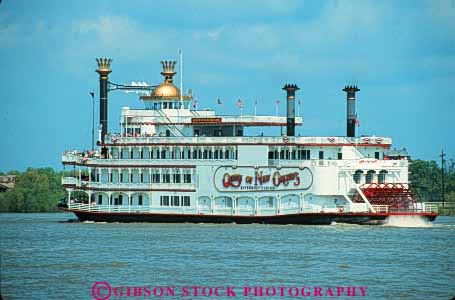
[352,183,416,211]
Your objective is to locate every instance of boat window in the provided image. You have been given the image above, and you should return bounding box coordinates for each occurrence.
[182,196,190,206]
[184,173,192,183]
[375,151,380,159]
[152,172,160,183]
[162,173,171,183]
[138,195,143,205]
[299,149,310,160]
[366,170,375,184]
[173,173,181,183]
[378,170,388,184]
[171,196,179,206]
[98,195,103,205]
[338,152,342,160]
[353,170,363,184]
[319,151,324,160]
[160,196,169,206]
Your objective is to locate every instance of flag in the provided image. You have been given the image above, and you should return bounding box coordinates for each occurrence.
[354,113,360,127]
[298,99,301,105]
[254,99,258,105]
[276,99,280,104]
[193,100,198,108]
[89,91,95,98]
[237,98,243,108]
[217,97,222,104]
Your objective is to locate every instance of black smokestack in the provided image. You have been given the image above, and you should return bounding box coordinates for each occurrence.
[282,84,300,136]
[96,58,112,145]
[343,85,360,137]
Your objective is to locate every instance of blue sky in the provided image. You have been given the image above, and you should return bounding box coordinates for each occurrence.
[0,0,454,171]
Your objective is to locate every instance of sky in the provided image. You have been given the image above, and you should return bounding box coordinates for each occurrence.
[0,0,454,172]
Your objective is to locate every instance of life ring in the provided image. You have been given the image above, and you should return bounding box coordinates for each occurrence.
[339,207,344,213]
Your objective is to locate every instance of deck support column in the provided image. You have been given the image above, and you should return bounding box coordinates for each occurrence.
[211,195,214,214]
[128,193,131,213]
[277,195,281,214]
[68,190,72,209]
[108,193,111,212]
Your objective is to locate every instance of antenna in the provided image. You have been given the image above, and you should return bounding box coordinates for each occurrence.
[179,49,183,104]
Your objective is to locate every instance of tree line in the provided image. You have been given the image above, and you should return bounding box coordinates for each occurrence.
[0,159,454,213]
[0,168,65,212]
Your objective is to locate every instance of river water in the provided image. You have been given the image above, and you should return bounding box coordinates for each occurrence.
[0,213,454,300]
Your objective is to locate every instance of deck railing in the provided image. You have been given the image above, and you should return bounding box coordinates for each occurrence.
[66,202,438,216]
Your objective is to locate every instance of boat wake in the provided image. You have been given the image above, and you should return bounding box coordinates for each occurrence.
[383,215,432,228]
[82,220,107,224]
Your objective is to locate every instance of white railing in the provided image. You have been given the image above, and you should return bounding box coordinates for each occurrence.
[62,177,196,190]
[372,205,390,213]
[62,177,79,185]
[66,202,438,216]
[105,135,391,146]
[422,203,438,213]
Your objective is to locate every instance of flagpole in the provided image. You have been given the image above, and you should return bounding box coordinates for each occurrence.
[297,100,300,116]
[275,101,278,116]
[254,100,257,116]
[179,49,183,105]
[90,92,95,150]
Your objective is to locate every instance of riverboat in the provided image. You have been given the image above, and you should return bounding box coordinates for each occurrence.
[60,57,438,224]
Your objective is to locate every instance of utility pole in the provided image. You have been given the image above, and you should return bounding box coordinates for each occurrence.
[440,149,446,208]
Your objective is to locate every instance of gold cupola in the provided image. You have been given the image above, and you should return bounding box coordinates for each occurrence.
[151,61,180,98]
[140,60,192,102]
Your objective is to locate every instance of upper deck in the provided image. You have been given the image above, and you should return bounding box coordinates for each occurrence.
[102,135,391,147]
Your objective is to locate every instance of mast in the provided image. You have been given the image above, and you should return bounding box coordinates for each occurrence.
[440,149,446,208]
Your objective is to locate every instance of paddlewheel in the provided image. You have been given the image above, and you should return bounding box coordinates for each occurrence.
[352,183,416,211]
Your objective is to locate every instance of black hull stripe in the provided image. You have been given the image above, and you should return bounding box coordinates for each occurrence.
[66,210,437,225]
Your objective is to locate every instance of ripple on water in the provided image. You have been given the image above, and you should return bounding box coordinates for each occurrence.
[0,213,454,300]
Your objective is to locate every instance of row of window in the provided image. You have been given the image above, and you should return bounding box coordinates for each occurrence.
[268,149,312,160]
[91,172,192,184]
[114,148,237,160]
[353,170,388,184]
[99,194,144,206]
[269,150,382,160]
[112,149,238,159]
[160,195,191,207]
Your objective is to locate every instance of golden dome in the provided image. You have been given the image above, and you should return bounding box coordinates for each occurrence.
[153,83,180,98]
